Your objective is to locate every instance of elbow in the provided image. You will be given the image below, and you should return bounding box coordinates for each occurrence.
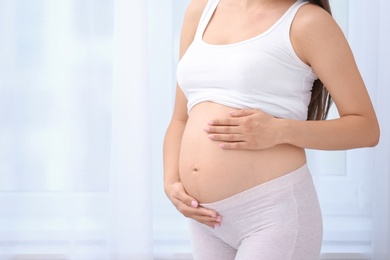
[371,129,380,147]
[367,121,380,147]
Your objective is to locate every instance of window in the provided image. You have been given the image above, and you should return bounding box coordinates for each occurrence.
[0,0,115,257]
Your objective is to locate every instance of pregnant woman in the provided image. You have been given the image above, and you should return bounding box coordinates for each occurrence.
[163,0,379,259]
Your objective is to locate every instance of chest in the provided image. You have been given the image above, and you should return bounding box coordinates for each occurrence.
[202,3,294,45]
[178,42,295,95]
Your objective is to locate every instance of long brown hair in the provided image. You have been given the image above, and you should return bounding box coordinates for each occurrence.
[306,0,333,120]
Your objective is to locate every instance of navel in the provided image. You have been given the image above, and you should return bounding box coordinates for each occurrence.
[191,165,200,173]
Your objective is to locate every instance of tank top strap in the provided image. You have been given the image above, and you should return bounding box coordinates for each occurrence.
[274,0,309,47]
[282,0,310,27]
[194,0,220,40]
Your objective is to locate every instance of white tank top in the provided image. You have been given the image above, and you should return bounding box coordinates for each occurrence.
[177,0,317,120]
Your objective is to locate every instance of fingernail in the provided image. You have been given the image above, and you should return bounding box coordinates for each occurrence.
[191,200,198,207]
[208,120,214,125]
[204,127,210,132]
[219,143,225,149]
[216,217,222,222]
[208,134,214,139]
[229,111,237,115]
[214,223,221,228]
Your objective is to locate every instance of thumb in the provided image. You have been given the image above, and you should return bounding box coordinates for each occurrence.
[185,196,199,208]
[178,189,199,208]
[190,199,199,208]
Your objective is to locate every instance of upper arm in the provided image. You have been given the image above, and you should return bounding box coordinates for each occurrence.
[291,5,377,121]
[179,0,208,57]
[172,0,208,122]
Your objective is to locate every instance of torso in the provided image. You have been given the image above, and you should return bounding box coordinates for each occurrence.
[178,0,311,203]
[179,102,306,203]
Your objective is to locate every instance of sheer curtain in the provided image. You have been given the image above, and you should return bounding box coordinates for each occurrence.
[0,0,152,259]
[355,0,390,259]
[343,1,390,259]
[109,0,152,259]
[1,0,390,260]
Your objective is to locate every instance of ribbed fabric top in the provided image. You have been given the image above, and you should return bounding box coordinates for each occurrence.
[177,0,317,120]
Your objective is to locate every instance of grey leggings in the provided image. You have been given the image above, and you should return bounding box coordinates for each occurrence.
[189,164,323,260]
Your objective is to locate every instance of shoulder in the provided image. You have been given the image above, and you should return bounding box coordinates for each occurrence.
[179,0,209,56]
[291,3,347,65]
[184,0,209,27]
[292,3,341,40]
[187,0,209,14]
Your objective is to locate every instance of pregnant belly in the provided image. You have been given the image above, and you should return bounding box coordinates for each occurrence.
[179,102,306,203]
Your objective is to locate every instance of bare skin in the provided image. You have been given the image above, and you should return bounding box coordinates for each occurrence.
[179,102,306,203]
[163,0,380,229]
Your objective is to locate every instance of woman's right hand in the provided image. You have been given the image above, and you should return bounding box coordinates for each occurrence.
[165,182,222,229]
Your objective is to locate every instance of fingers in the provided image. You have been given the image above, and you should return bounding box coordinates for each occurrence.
[219,142,246,150]
[206,133,251,149]
[207,133,243,142]
[229,109,257,117]
[207,118,239,126]
[185,205,223,229]
[175,186,199,208]
[208,109,262,127]
[204,122,247,149]
[204,125,240,135]
[176,200,223,228]
[205,110,255,133]
[175,197,222,228]
[167,182,222,228]
[205,109,270,150]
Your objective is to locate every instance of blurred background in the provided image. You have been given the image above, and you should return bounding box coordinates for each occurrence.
[0,0,389,259]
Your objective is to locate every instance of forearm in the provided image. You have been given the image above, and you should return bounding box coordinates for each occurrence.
[280,114,380,151]
[163,120,186,190]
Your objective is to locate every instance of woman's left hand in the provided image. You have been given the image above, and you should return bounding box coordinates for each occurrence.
[204,109,281,150]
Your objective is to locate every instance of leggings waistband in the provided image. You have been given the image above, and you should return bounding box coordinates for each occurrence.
[200,163,310,211]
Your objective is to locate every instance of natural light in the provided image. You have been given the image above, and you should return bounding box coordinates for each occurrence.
[0,0,389,259]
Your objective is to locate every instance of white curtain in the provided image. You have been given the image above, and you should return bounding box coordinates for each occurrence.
[345,0,390,259]
[0,0,389,259]
[355,0,390,259]
[109,0,152,259]
[0,0,152,259]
